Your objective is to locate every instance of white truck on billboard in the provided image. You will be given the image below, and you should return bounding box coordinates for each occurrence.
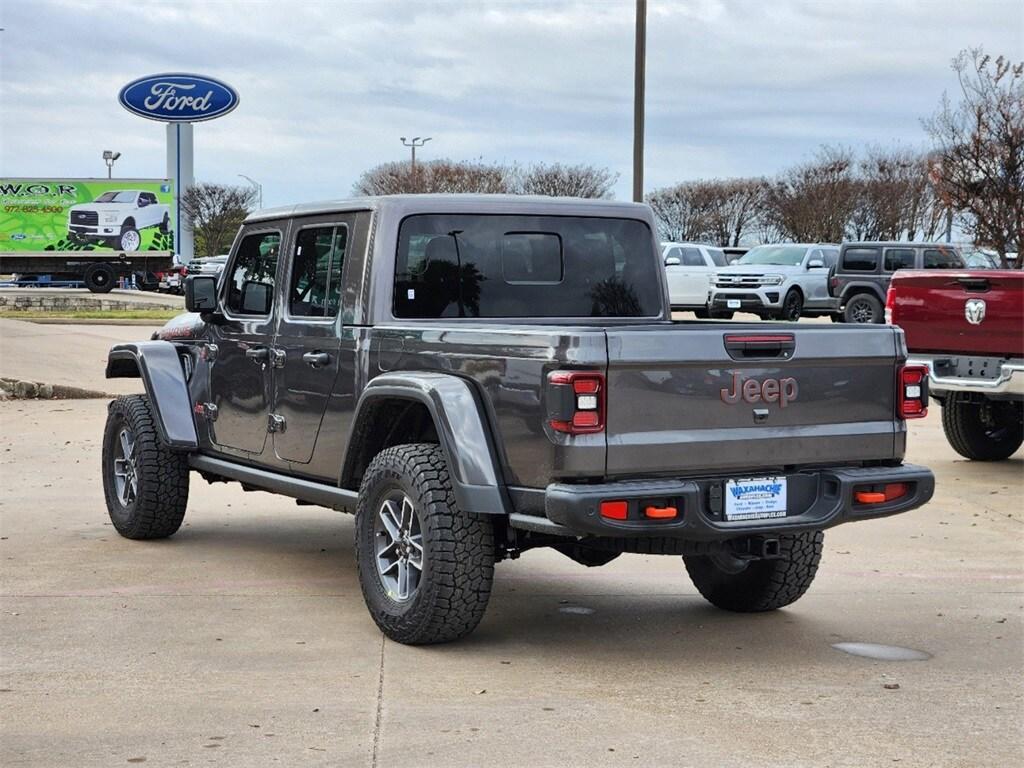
[68,190,171,252]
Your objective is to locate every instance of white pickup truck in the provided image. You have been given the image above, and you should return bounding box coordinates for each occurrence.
[68,190,170,252]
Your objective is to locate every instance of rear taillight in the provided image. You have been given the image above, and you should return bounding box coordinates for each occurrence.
[884,285,895,325]
[548,371,605,434]
[897,365,928,419]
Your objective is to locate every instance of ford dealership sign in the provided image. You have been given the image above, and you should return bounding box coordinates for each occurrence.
[119,73,239,122]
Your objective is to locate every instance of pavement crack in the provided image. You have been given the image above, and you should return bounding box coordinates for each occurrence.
[370,633,386,768]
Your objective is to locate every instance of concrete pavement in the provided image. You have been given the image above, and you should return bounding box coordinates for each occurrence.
[0,398,1021,767]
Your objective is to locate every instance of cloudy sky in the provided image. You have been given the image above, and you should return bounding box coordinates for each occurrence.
[1,0,1021,205]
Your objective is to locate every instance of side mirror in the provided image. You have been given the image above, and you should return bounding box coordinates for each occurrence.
[808,259,825,269]
[241,281,272,314]
[665,256,681,266]
[185,275,218,313]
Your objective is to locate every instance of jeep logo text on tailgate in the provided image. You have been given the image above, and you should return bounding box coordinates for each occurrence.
[720,374,799,408]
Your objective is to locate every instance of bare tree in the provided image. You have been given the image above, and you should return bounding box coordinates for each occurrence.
[645,182,715,242]
[847,147,938,241]
[180,182,257,259]
[353,158,514,195]
[709,178,768,246]
[924,47,1024,264]
[516,162,618,198]
[762,146,859,243]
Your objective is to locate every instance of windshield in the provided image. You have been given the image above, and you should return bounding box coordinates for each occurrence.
[95,191,137,203]
[395,214,661,318]
[736,245,808,266]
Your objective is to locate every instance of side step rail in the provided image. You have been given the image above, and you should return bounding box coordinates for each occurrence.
[189,454,359,512]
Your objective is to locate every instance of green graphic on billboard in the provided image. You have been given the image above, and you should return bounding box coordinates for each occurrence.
[0,179,175,254]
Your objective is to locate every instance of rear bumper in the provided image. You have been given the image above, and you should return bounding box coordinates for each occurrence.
[908,356,1024,398]
[541,463,934,541]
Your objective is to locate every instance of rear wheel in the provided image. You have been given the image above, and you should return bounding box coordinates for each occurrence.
[941,396,1023,461]
[843,293,883,324]
[355,443,495,644]
[683,531,823,611]
[83,263,116,293]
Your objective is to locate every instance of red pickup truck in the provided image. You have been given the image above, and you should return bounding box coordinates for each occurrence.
[886,270,1023,460]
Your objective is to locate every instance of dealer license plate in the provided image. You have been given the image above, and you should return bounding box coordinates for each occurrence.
[724,477,788,521]
[727,299,741,309]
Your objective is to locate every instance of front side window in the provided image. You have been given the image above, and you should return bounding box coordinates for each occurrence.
[923,247,964,269]
[842,247,879,272]
[289,225,347,318]
[225,230,281,315]
[394,214,660,318]
[884,248,915,272]
[707,248,728,267]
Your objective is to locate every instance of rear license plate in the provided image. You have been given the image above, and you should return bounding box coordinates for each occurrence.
[724,477,787,521]
[727,299,741,309]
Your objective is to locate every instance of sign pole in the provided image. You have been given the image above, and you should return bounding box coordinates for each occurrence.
[166,122,194,263]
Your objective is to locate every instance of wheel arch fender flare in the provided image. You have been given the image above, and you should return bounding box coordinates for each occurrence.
[106,341,198,450]
[839,282,885,304]
[343,372,509,516]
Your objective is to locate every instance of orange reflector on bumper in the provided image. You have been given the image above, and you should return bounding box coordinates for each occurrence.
[855,483,911,504]
[855,491,886,504]
[645,505,678,519]
[600,500,628,520]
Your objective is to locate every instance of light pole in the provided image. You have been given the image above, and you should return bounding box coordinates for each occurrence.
[633,0,646,203]
[399,136,432,178]
[238,174,263,209]
[102,150,121,179]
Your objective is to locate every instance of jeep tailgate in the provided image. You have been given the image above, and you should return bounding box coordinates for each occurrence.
[603,324,903,476]
[888,270,1024,357]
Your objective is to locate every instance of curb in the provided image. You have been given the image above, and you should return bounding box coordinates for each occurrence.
[0,377,112,400]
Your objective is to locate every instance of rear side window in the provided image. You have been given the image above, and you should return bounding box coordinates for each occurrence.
[923,247,964,269]
[394,214,661,318]
[679,247,704,267]
[822,248,839,267]
[707,248,728,267]
[841,247,879,272]
[289,225,347,318]
[225,231,281,316]
[884,248,915,272]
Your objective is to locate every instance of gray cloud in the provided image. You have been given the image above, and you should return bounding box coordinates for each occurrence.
[1,0,1020,204]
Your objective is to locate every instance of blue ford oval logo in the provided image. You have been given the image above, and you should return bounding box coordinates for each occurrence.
[119,73,239,123]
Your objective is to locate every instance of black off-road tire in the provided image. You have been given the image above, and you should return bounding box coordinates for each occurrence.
[941,396,1023,461]
[843,293,883,324]
[683,531,824,612]
[84,263,116,293]
[159,213,170,234]
[355,443,495,645]
[102,395,189,539]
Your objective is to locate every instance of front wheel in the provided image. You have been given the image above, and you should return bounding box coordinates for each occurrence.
[683,531,823,612]
[777,290,803,321]
[941,396,1023,461]
[355,443,495,644]
[102,395,189,539]
[118,225,141,252]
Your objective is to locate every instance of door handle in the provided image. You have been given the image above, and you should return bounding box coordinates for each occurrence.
[302,351,330,368]
[245,346,269,362]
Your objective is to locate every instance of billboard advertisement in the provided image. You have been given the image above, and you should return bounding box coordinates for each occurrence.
[0,178,174,255]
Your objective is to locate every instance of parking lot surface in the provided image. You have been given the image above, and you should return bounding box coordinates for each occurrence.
[1,396,1021,767]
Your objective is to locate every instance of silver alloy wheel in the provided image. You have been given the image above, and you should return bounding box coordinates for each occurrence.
[374,491,424,602]
[121,229,141,251]
[112,428,138,507]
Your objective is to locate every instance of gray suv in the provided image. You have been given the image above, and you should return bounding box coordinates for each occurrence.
[710,243,840,320]
[831,242,965,323]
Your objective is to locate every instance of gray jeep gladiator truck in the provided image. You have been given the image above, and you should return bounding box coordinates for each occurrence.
[102,195,935,644]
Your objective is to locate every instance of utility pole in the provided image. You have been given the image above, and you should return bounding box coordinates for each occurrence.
[632,0,646,203]
[399,137,432,177]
